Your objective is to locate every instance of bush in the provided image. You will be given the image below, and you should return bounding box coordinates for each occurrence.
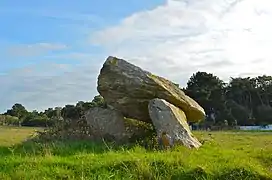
[0,115,21,126]
[21,114,53,127]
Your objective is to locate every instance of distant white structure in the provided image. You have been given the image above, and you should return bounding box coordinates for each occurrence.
[239,125,272,131]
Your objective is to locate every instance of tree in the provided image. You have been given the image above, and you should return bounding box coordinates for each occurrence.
[226,78,255,114]
[225,78,255,125]
[1,96,107,127]
[254,75,272,105]
[226,100,251,126]
[185,72,230,124]
[44,108,55,118]
[5,103,28,119]
[226,76,272,125]
[255,105,272,125]
[21,112,52,127]
[61,105,81,120]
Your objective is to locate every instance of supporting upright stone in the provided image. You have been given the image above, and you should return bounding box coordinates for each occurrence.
[148,98,202,149]
[85,107,126,141]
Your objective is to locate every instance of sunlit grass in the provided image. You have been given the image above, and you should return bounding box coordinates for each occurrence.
[0,126,42,147]
[0,126,271,179]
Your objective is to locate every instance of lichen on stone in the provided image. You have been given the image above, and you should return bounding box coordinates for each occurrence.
[147,73,158,79]
[109,57,118,66]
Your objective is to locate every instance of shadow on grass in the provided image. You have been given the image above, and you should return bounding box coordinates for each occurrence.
[0,125,161,157]
[0,132,163,157]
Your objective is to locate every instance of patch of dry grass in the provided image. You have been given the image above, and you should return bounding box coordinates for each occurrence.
[0,126,42,146]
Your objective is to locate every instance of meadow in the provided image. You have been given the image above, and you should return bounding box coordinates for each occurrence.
[0,126,271,180]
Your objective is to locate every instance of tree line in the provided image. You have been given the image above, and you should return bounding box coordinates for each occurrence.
[184,72,272,127]
[0,95,106,127]
[1,71,272,127]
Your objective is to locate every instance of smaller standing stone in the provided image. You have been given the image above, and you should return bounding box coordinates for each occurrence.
[85,107,126,141]
[148,98,202,149]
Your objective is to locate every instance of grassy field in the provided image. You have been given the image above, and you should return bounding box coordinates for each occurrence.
[0,126,271,180]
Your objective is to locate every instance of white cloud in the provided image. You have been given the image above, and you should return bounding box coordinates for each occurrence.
[91,0,272,85]
[6,43,67,57]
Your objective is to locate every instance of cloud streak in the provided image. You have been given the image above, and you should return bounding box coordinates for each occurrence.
[5,43,67,57]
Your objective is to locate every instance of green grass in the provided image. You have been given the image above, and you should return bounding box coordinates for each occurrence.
[0,126,271,180]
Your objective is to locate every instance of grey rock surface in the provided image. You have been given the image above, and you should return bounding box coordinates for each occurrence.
[85,107,126,141]
[148,98,202,149]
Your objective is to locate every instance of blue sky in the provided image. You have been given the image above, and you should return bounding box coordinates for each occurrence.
[0,0,164,71]
[0,0,164,112]
[1,0,272,112]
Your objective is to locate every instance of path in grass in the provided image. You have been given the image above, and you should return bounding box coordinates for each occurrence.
[0,126,271,180]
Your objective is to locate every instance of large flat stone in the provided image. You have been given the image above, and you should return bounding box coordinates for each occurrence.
[97,56,205,123]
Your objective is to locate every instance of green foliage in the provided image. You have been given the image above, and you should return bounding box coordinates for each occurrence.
[186,72,272,126]
[21,112,53,127]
